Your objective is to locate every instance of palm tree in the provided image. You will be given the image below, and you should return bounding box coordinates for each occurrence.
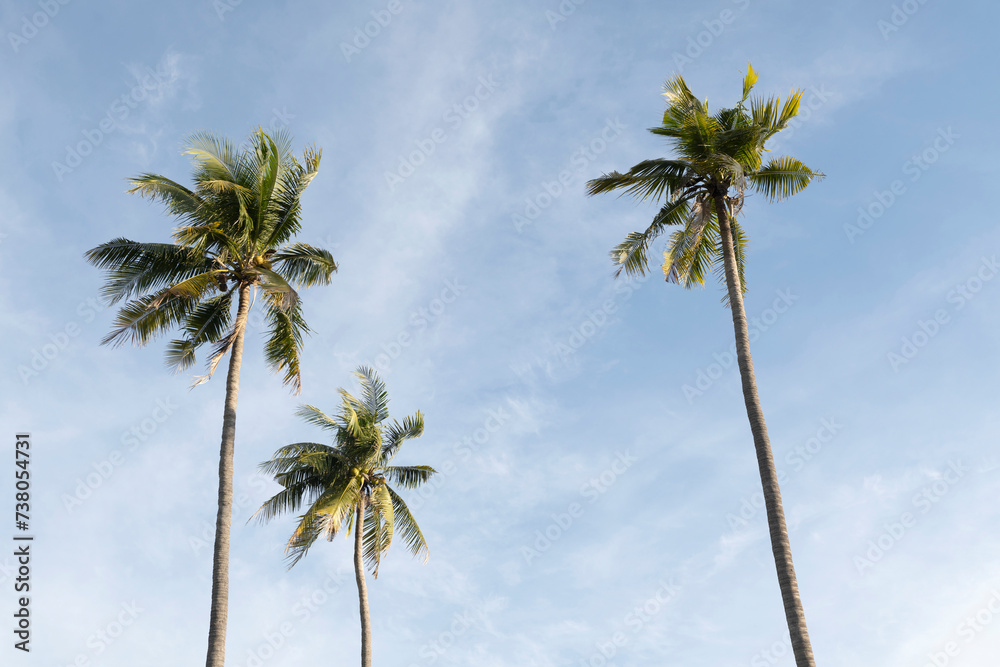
[254,366,434,667]
[84,128,337,667]
[586,64,823,666]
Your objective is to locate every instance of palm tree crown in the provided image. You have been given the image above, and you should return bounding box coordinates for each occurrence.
[255,366,434,572]
[85,128,337,390]
[588,63,822,292]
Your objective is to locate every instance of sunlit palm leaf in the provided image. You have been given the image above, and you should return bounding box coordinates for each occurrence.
[609,198,692,278]
[749,157,823,202]
[271,243,338,288]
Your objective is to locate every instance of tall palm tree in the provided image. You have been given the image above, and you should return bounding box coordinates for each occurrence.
[254,366,434,667]
[586,64,823,666]
[84,128,337,667]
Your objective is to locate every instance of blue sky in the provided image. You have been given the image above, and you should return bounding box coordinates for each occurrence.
[3,0,1000,665]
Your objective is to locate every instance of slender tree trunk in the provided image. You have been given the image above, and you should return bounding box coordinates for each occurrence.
[205,284,252,667]
[354,497,373,667]
[715,195,816,667]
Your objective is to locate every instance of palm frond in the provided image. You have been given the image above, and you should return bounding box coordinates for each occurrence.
[255,266,299,313]
[101,291,200,348]
[271,243,338,288]
[774,90,803,133]
[586,159,693,202]
[283,475,362,567]
[384,465,436,489]
[363,484,395,577]
[251,130,281,248]
[609,197,693,278]
[126,175,203,221]
[258,441,337,471]
[83,239,210,305]
[382,412,425,460]
[661,73,702,126]
[262,298,309,393]
[741,62,759,102]
[355,366,390,423]
[295,405,343,433]
[163,290,235,372]
[387,486,429,562]
[191,324,241,387]
[749,156,823,202]
[185,131,243,184]
[263,146,322,248]
[662,196,719,288]
[148,271,224,307]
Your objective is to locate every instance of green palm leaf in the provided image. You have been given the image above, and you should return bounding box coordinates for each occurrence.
[610,198,692,278]
[271,243,339,287]
[383,413,425,460]
[387,487,429,562]
[263,298,308,393]
[101,292,198,347]
[85,239,209,305]
[363,484,395,577]
[164,290,235,372]
[749,156,824,202]
[384,465,436,489]
[586,159,693,202]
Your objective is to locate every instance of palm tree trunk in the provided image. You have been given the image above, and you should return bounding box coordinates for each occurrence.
[354,497,373,667]
[205,284,252,667]
[714,196,816,667]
